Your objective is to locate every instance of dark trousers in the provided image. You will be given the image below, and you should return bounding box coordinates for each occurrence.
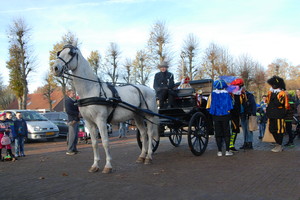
[269,118,285,145]
[213,115,231,151]
[157,89,176,108]
[286,121,293,143]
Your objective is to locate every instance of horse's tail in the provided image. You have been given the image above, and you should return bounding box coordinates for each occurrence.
[152,115,159,141]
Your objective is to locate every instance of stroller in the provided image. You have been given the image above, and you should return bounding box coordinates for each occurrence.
[78,123,89,144]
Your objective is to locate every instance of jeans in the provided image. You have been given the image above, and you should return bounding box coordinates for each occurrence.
[241,115,253,143]
[15,136,25,156]
[67,122,79,152]
[259,123,266,137]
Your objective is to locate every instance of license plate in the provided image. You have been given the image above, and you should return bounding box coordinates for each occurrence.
[46,132,54,135]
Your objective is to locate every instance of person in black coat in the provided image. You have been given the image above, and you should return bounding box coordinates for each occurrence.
[153,61,176,108]
[65,89,80,155]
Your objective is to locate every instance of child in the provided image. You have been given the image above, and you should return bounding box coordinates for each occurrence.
[14,112,28,157]
[207,79,234,156]
[0,112,15,161]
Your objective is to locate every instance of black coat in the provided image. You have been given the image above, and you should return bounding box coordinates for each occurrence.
[65,97,80,122]
[153,71,175,92]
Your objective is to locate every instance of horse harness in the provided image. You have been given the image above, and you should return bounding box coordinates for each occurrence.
[57,44,150,124]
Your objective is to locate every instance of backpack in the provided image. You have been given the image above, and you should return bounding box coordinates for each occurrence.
[1,134,11,146]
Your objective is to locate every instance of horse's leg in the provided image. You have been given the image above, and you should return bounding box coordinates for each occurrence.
[96,120,112,174]
[86,121,101,173]
[144,118,154,164]
[134,117,148,163]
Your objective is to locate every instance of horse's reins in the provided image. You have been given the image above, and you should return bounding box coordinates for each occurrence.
[56,45,157,125]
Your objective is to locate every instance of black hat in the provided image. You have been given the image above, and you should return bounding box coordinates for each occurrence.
[267,75,286,90]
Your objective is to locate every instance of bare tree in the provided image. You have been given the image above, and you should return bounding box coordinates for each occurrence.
[6,17,34,109]
[266,58,288,79]
[87,50,101,76]
[42,72,57,111]
[235,54,256,88]
[0,75,15,109]
[181,33,200,80]
[251,62,267,100]
[132,50,152,85]
[123,58,133,84]
[105,42,121,85]
[202,42,233,80]
[147,20,172,67]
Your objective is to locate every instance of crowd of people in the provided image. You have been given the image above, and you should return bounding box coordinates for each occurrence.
[208,76,300,156]
[153,62,300,156]
[0,111,28,161]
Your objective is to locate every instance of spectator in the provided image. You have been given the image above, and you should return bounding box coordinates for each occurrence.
[295,89,300,117]
[257,95,268,139]
[14,112,28,157]
[266,76,289,152]
[65,89,80,155]
[284,94,296,147]
[207,79,233,157]
[119,122,127,138]
[153,61,176,108]
[239,89,257,150]
[229,78,247,152]
[5,112,17,141]
[0,112,16,161]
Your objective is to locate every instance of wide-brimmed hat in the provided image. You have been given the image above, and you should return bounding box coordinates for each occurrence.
[158,61,169,68]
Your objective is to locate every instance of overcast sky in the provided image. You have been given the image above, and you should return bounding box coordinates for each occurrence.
[1,0,300,92]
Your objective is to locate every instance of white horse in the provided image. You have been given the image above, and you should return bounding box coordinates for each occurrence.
[52,45,158,173]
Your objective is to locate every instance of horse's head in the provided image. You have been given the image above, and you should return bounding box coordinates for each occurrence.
[52,44,79,77]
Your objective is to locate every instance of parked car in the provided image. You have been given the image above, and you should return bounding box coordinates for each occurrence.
[42,112,69,136]
[3,110,59,142]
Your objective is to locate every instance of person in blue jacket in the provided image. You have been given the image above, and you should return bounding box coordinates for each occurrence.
[239,89,257,150]
[14,112,28,157]
[207,79,234,157]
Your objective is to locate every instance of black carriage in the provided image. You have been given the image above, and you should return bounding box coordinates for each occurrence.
[137,79,214,156]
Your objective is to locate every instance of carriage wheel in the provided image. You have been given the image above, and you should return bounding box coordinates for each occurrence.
[188,112,209,156]
[169,128,182,147]
[136,130,160,153]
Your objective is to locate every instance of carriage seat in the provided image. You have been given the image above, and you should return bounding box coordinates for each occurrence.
[175,88,195,97]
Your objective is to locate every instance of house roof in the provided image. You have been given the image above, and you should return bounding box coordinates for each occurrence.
[7,89,65,111]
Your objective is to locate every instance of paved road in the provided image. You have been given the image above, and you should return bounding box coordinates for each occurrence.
[0,131,299,200]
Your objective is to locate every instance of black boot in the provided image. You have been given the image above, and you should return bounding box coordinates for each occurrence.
[239,142,247,149]
[247,142,253,149]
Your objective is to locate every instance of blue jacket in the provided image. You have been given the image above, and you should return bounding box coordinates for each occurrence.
[14,118,28,138]
[65,97,80,122]
[5,119,17,138]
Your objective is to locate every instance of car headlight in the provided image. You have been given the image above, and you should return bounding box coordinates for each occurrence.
[34,126,41,131]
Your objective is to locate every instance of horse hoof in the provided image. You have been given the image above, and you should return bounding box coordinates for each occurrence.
[88,166,99,173]
[136,157,145,163]
[144,158,152,165]
[102,167,113,174]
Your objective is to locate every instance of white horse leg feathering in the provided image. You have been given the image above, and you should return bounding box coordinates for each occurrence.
[52,45,158,173]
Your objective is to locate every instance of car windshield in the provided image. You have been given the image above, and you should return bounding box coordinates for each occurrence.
[21,111,48,121]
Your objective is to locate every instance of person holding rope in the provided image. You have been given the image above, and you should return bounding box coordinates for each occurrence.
[153,61,177,109]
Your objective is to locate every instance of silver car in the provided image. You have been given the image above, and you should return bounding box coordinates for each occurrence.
[4,110,59,142]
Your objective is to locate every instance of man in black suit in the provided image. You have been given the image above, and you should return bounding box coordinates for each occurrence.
[153,61,176,108]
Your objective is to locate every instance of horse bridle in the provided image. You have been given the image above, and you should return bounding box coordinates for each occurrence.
[56,44,78,75]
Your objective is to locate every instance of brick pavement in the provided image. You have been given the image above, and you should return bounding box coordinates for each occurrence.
[0,130,299,200]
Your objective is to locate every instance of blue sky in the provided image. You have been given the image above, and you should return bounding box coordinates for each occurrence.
[1,0,300,92]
